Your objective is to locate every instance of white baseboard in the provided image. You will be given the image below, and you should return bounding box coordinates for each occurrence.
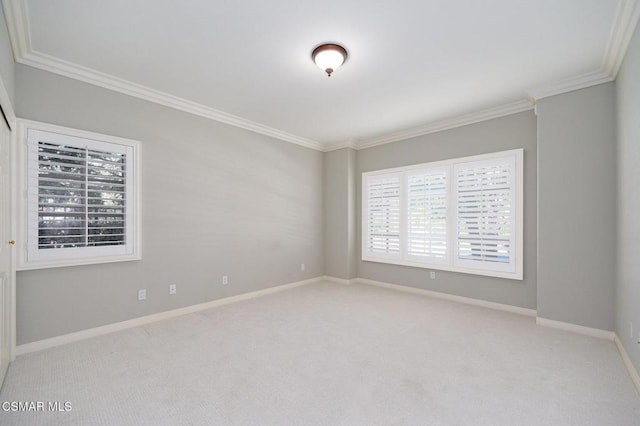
[535,317,615,340]
[353,277,537,317]
[322,276,354,285]
[614,334,640,395]
[16,276,323,356]
[15,275,627,363]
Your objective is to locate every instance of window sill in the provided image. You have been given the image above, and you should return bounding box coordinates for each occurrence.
[361,256,523,280]
[17,254,142,271]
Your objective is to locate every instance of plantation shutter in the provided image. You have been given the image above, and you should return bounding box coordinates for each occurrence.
[406,168,448,263]
[364,173,401,258]
[35,142,88,249]
[86,148,127,246]
[27,129,133,263]
[362,149,522,280]
[454,157,516,273]
[35,143,127,249]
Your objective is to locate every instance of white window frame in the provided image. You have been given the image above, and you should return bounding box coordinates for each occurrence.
[15,119,142,270]
[362,149,523,280]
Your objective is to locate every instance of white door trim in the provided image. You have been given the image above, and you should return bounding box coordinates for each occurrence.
[0,108,15,388]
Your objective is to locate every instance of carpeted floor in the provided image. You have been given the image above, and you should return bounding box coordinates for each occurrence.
[0,280,638,425]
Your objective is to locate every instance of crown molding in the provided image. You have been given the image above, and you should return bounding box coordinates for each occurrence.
[528,0,640,101]
[2,0,323,150]
[1,0,31,60]
[323,139,358,152]
[0,0,536,153]
[526,70,614,102]
[353,100,534,150]
[17,51,324,150]
[3,0,635,151]
[603,0,640,77]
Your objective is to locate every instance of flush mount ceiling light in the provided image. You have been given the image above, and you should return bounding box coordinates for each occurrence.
[312,43,348,77]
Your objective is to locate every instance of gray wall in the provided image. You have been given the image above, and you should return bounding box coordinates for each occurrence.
[356,111,538,309]
[537,83,616,331]
[324,148,357,280]
[0,3,15,108]
[324,149,347,278]
[347,148,356,279]
[15,65,324,344]
[616,24,640,373]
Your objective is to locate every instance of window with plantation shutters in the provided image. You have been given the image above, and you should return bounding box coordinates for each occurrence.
[454,157,516,273]
[35,142,127,249]
[365,173,401,258]
[407,169,448,263]
[19,122,140,269]
[362,149,522,280]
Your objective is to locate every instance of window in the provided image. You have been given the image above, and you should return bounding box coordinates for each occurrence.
[407,167,449,264]
[365,173,401,259]
[362,149,523,280]
[17,120,141,269]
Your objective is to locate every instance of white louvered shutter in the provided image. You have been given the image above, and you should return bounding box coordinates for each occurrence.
[86,148,127,247]
[406,168,448,263]
[27,129,134,263]
[454,157,516,273]
[364,173,401,258]
[35,142,88,249]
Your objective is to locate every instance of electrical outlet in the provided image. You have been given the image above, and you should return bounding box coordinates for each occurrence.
[169,284,177,295]
[430,271,436,280]
[300,263,305,271]
[222,275,229,285]
[138,289,146,301]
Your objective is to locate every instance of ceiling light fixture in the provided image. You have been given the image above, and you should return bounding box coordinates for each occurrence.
[312,43,348,77]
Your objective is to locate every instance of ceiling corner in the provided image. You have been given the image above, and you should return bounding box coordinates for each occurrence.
[323,140,358,153]
[602,0,640,78]
[526,70,614,102]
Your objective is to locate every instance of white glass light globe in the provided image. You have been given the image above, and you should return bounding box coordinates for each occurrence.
[312,44,348,76]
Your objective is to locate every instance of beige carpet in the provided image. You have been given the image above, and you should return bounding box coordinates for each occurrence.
[0,280,638,425]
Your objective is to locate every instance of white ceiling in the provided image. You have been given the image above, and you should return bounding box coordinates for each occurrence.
[4,0,634,147]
